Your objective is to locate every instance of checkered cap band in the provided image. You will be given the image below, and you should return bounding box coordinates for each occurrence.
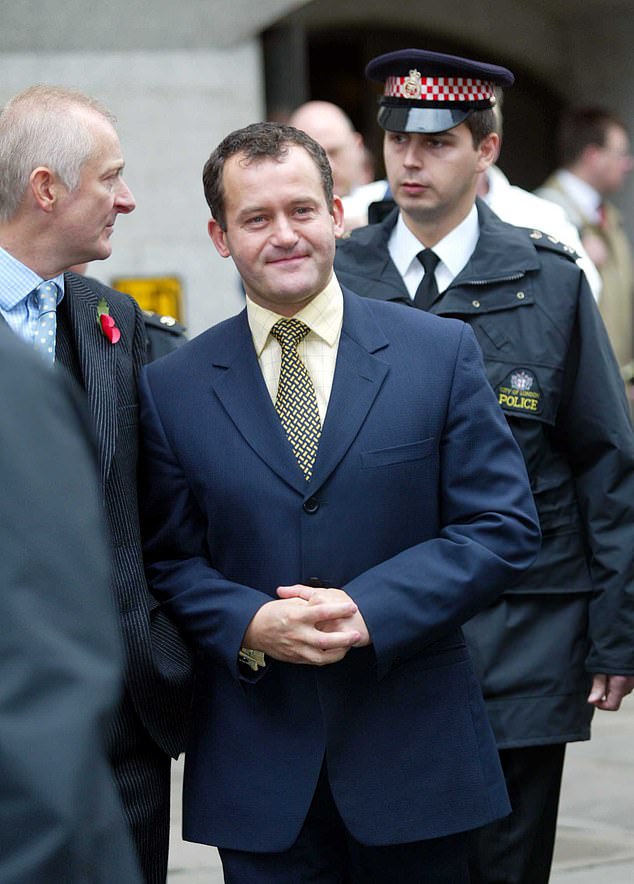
[384,74,495,103]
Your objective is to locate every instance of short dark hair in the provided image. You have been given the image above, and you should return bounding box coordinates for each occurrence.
[464,108,497,148]
[557,107,628,167]
[202,121,334,230]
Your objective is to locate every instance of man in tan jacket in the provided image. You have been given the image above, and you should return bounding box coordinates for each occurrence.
[537,108,634,379]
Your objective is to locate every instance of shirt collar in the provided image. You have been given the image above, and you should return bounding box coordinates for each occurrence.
[0,246,65,311]
[556,169,602,220]
[246,274,344,357]
[390,204,480,282]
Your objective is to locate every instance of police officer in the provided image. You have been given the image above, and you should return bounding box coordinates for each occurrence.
[334,48,634,884]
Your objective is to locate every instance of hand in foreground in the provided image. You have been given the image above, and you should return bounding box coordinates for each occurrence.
[277,585,371,648]
[588,673,634,711]
[242,591,362,666]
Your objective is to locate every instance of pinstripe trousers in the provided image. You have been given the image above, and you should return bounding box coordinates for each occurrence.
[108,691,172,884]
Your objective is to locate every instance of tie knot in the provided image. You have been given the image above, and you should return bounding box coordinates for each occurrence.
[34,280,58,315]
[417,249,440,274]
[270,318,311,350]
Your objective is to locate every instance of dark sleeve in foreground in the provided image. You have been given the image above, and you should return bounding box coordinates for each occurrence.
[0,328,142,884]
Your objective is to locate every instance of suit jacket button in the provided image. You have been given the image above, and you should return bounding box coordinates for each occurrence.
[303,497,319,514]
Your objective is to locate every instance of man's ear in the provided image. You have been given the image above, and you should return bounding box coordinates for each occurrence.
[30,167,61,212]
[331,195,345,239]
[476,132,501,173]
[208,218,231,258]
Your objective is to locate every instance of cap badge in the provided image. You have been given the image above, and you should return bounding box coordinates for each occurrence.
[403,69,422,99]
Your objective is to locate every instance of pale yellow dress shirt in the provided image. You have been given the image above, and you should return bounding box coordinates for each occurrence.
[245,275,344,424]
[239,277,344,671]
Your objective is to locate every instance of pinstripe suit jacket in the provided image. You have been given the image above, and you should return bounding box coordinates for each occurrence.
[59,272,193,757]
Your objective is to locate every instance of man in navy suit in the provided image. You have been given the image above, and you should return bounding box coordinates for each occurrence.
[139,121,540,883]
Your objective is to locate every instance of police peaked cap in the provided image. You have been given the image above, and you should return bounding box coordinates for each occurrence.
[366,48,514,134]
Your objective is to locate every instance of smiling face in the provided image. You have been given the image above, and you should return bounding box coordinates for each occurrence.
[55,108,135,266]
[209,145,344,316]
[383,122,498,243]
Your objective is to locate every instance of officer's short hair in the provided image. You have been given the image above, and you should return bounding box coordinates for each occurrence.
[464,108,498,148]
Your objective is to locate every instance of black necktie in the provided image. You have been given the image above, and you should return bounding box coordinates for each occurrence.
[414,249,440,310]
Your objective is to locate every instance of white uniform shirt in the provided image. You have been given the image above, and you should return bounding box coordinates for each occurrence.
[388,205,480,300]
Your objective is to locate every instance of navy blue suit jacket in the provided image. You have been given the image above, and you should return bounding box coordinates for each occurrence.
[139,288,540,851]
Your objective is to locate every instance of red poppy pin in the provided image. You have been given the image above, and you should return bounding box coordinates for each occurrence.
[97,297,121,344]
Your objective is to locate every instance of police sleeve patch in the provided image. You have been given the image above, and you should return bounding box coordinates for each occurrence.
[496,368,542,415]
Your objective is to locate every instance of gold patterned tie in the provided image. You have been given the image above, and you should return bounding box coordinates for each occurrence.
[270,318,322,481]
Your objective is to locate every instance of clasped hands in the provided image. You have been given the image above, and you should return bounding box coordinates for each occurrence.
[242,584,371,666]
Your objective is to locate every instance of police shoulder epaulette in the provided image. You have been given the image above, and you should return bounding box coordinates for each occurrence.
[142,310,186,335]
[526,229,579,261]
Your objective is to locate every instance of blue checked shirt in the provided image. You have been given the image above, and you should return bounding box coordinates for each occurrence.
[0,246,65,346]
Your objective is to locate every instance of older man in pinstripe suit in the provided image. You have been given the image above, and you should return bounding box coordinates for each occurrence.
[0,85,192,883]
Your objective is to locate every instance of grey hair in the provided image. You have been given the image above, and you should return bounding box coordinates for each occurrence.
[0,85,115,221]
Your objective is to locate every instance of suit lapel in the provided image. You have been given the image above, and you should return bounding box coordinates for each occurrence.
[210,312,308,494]
[63,274,117,487]
[209,297,389,496]
[309,291,389,491]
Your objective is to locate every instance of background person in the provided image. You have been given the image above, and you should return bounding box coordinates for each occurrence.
[289,99,387,230]
[536,107,634,379]
[475,91,602,299]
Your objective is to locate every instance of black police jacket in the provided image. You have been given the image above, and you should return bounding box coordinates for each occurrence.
[142,310,187,362]
[335,199,634,746]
